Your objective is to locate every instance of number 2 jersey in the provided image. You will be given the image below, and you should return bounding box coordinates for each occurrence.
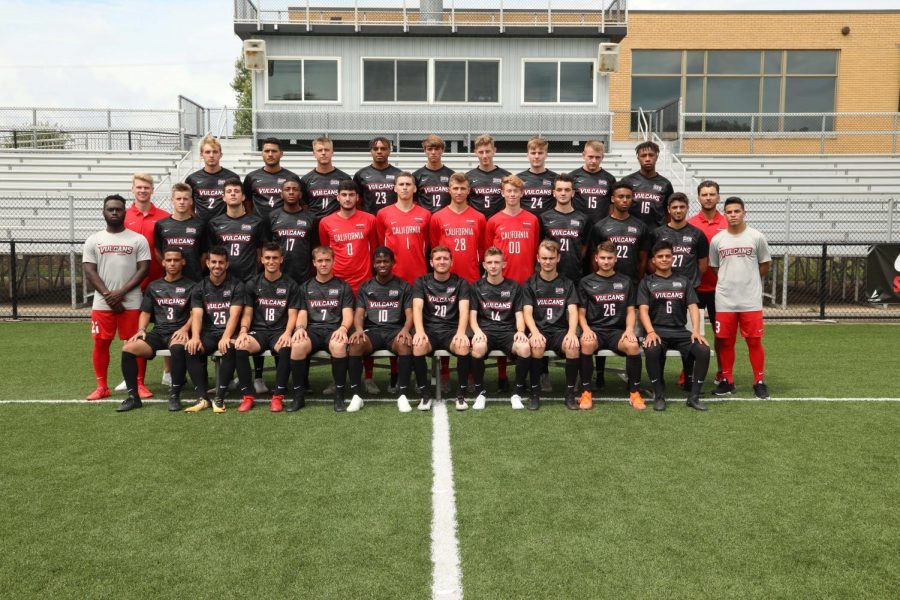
[191,275,247,336]
[246,272,303,332]
[207,212,269,282]
[637,273,698,335]
[589,215,651,282]
[469,277,523,334]
[185,167,241,222]
[578,272,636,331]
[301,275,354,332]
[523,272,578,333]
[141,276,196,335]
[413,273,470,332]
[356,275,413,331]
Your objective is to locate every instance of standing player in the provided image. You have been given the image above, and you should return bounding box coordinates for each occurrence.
[126,173,170,289]
[466,134,510,221]
[638,240,710,411]
[354,137,402,215]
[82,195,150,401]
[185,134,240,223]
[242,138,297,221]
[516,136,558,218]
[269,176,317,285]
[570,140,617,226]
[621,141,674,231]
[486,175,540,285]
[413,135,454,214]
[430,173,487,283]
[539,173,590,283]
[301,136,351,219]
[377,172,431,286]
[589,182,651,282]
[709,197,772,400]
[318,180,379,294]
[154,182,205,282]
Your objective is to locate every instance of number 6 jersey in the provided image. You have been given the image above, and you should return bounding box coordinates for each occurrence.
[637,273,698,335]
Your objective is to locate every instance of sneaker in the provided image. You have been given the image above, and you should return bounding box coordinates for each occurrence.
[347,394,364,413]
[364,378,380,394]
[473,393,487,411]
[116,396,142,412]
[137,384,153,399]
[397,395,412,413]
[254,378,269,394]
[238,396,255,412]
[629,391,646,411]
[578,390,593,411]
[497,379,510,393]
[653,396,667,412]
[686,395,708,411]
[323,382,336,395]
[753,381,770,400]
[86,387,111,401]
[161,371,172,386]
[167,397,182,412]
[714,371,724,385]
[510,394,525,410]
[114,380,127,392]
[455,399,468,411]
[286,396,305,412]
[540,372,552,392]
[713,380,736,396]
[212,398,226,413]
[528,394,540,411]
[270,395,284,412]
[417,398,432,411]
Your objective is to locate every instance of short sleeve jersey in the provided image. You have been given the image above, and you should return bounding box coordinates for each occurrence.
[356,275,413,330]
[523,273,578,332]
[637,273,698,335]
[269,208,317,284]
[485,210,540,284]
[466,166,511,220]
[622,171,674,230]
[207,212,268,282]
[354,165,403,214]
[82,228,152,311]
[516,169,559,217]
[413,273,470,332]
[709,227,772,313]
[376,204,432,285]
[242,167,298,220]
[301,167,352,219]
[246,272,303,332]
[185,167,241,222]
[318,209,378,293]
[413,165,455,214]
[688,211,728,293]
[191,275,246,336]
[540,208,590,283]
[578,272,635,330]
[429,206,487,283]
[569,167,616,225]
[154,216,206,282]
[469,277,523,334]
[140,277,196,335]
[589,216,651,281]
[650,223,710,289]
[301,276,354,331]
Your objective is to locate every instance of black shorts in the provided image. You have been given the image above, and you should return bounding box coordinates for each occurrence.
[590,327,626,356]
[145,329,178,358]
[307,326,339,354]
[249,329,285,354]
[482,329,516,355]
[426,327,458,353]
[696,291,716,323]
[198,330,231,356]
[655,329,696,355]
[540,328,568,356]
[365,327,402,352]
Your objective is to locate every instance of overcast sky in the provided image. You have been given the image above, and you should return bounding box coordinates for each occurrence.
[0,0,895,110]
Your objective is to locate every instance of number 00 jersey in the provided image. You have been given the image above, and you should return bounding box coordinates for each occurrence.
[191,275,247,335]
[637,273,698,335]
[523,273,578,332]
[485,210,540,284]
[589,215,651,282]
[469,277,523,334]
[140,276,196,335]
[356,275,413,330]
[301,275,354,331]
[413,273,470,332]
[578,272,636,330]
[650,223,709,289]
[539,208,590,283]
[207,213,268,282]
[246,273,303,332]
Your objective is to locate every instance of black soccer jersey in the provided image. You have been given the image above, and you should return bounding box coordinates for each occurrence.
[540,208,590,283]
[413,273,470,331]
[589,216,651,281]
[268,208,317,284]
[242,167,298,220]
[413,165,455,214]
[578,272,636,330]
[301,276,354,331]
[354,165,402,214]
[469,277,523,334]
[523,272,578,332]
[622,171,674,230]
[650,223,710,289]
[637,273,698,334]
[516,169,558,217]
[185,167,241,222]
[191,275,246,335]
[154,216,205,282]
[207,213,268,282]
[141,276,196,334]
[247,273,303,332]
[466,166,511,220]
[356,275,412,330]
[301,167,352,219]
[569,167,616,225]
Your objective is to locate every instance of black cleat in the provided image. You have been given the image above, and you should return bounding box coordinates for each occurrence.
[653,396,667,412]
[286,397,306,412]
[753,381,770,400]
[333,396,346,413]
[713,380,736,396]
[564,391,579,411]
[593,376,605,393]
[116,396,142,412]
[686,395,708,411]
[497,378,510,393]
[168,397,182,412]
[528,394,540,411]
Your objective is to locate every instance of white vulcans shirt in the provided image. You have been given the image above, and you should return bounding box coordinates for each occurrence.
[709,227,771,312]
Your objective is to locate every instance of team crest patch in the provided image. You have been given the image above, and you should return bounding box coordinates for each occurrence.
[356,223,365,228]
[523,222,532,228]
[176,287,185,293]
[186,227,196,234]
[329,289,339,296]
[555,287,564,294]
[571,220,580,226]
[543,180,551,186]
[276,288,287,295]
[673,281,683,288]
[653,185,662,191]
[241,224,252,231]
[223,290,232,297]
[217,180,226,185]
[613,283,624,289]
[386,175,395,181]
[440,177,449,182]
[330,179,339,185]
[627,227,637,233]
[447,287,456,295]
[683,236,693,243]
[493,178,502,184]
[277,178,285,183]
[501,290,511,298]
[414,217,424,223]
[298,220,308,226]
[389,289,400,297]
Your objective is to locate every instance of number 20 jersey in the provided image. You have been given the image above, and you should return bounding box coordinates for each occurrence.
[413,273,470,332]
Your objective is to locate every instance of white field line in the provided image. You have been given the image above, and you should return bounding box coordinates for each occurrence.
[430,400,464,600]
[3,397,900,405]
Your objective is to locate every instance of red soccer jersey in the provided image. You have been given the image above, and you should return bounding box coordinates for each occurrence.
[429,205,487,283]
[688,210,728,293]
[376,203,432,285]
[485,209,540,284]
[125,202,170,289]
[319,209,378,293]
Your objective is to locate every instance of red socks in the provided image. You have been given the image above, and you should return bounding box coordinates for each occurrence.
[92,338,113,388]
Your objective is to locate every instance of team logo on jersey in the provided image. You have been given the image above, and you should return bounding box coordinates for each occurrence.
[329,288,339,296]
[386,175,395,181]
[330,179,339,185]
[356,223,365,229]
[500,290,511,298]
[186,227,197,234]
[627,227,638,233]
[613,282,624,290]
[414,217,424,223]
[298,220,308,227]
[176,287,186,294]
[682,236,693,243]
[241,224,252,231]
[389,289,399,297]
[672,281,683,288]
[493,178,502,184]
[440,176,449,182]
[543,180,552,186]
[653,184,662,191]
[276,288,287,295]
[555,287,564,294]
[571,220,580,226]
[223,290,232,297]
[277,178,286,184]
[523,222,532,228]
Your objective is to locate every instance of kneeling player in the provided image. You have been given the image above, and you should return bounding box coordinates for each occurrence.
[469,247,530,410]
[578,242,645,411]
[348,247,415,412]
[638,241,710,412]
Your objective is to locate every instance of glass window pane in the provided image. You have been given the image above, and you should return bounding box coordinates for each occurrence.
[707,51,761,75]
[524,62,558,103]
[632,51,681,75]
[304,60,338,101]
[705,77,760,130]
[560,62,593,102]
[685,77,703,112]
[784,77,836,131]
[363,60,395,102]
[435,61,466,102]
[686,51,704,74]
[787,51,838,74]
[396,61,427,101]
[268,60,303,101]
[630,76,680,110]
[468,61,499,103]
[760,77,781,131]
[764,51,782,75]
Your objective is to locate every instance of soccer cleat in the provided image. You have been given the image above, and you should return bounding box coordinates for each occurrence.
[397,395,412,413]
[114,380,127,392]
[161,371,172,386]
[540,372,552,392]
[212,398,226,413]
[753,381,770,400]
[286,396,305,413]
[528,394,540,411]
[333,397,347,413]
[137,384,153,399]
[510,394,525,410]
[653,396,667,412]
[254,378,269,394]
[497,378,510,393]
[629,391,647,411]
[186,399,212,413]
[388,373,399,395]
[417,398,432,412]
[116,396,142,412]
[270,395,284,413]
[347,394,364,413]
[713,371,724,385]
[578,390,593,411]
[167,397,182,412]
[686,395,708,411]
[713,380,736,396]
[677,370,686,387]
[85,387,111,401]
[323,382,336,395]
[593,376,605,393]
[455,399,468,411]
[473,393,487,411]
[364,378,380,394]
[238,396,255,412]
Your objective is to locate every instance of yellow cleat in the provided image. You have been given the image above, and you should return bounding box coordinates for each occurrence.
[184,399,211,413]
[212,399,226,413]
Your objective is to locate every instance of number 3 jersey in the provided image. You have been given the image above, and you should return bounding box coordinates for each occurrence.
[246,273,303,332]
[523,273,578,333]
[589,215,651,282]
[578,272,636,331]
[356,275,413,330]
[207,213,269,282]
[141,276,197,334]
[413,273,470,332]
[301,275,354,331]
[191,275,247,336]
[469,277,523,334]
[636,273,698,335]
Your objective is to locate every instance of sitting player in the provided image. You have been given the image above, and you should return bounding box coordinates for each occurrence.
[638,240,710,411]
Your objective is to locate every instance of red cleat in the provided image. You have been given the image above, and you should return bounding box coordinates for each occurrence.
[677,370,686,387]
[86,387,111,401]
[238,395,255,412]
[137,384,153,399]
[270,395,284,412]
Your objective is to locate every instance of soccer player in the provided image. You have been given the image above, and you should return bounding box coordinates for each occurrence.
[621,141,674,230]
[516,136,558,218]
[569,140,617,226]
[412,246,472,411]
[118,248,204,413]
[185,246,250,413]
[83,195,150,401]
[589,181,650,283]
[235,243,303,412]
[269,176,317,285]
[413,134,454,214]
[318,180,379,294]
[348,248,415,412]
[429,173,487,283]
[354,137,402,214]
[540,173,590,283]
[466,134,510,220]
[301,136,351,219]
[207,178,268,283]
[468,247,531,410]
[577,242,645,411]
[638,240,710,411]
[708,197,772,400]
[243,137,298,220]
[486,175,540,285]
[154,182,205,282]
[185,134,240,223]
[522,241,580,411]
[291,246,355,412]
[377,172,431,285]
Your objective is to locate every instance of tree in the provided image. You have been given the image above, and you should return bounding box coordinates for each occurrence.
[230,56,253,137]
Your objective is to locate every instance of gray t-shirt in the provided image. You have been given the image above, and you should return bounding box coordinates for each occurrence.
[82,229,151,311]
[709,226,771,312]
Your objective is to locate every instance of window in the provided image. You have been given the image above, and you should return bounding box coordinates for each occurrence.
[434,60,499,103]
[267,59,339,102]
[363,59,428,102]
[363,58,499,104]
[523,60,595,104]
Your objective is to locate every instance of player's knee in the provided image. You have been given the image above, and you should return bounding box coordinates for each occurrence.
[581,340,598,354]
[471,342,487,358]
[329,341,346,357]
[622,341,640,355]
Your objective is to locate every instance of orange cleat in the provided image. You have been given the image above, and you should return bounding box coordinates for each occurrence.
[238,395,255,413]
[86,387,111,401]
[578,390,593,410]
[270,395,284,412]
[137,384,153,399]
[629,391,646,411]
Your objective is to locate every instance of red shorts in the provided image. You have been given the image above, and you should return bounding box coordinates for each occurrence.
[91,309,140,341]
[715,311,764,340]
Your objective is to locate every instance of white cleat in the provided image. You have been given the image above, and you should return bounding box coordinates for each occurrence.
[323,382,336,395]
[364,378,380,394]
[510,394,525,410]
[417,398,433,411]
[473,393,487,411]
[397,395,412,413]
[161,371,172,386]
[346,394,364,413]
[455,399,468,411]
[114,380,127,392]
[540,372,552,392]
[254,377,269,394]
